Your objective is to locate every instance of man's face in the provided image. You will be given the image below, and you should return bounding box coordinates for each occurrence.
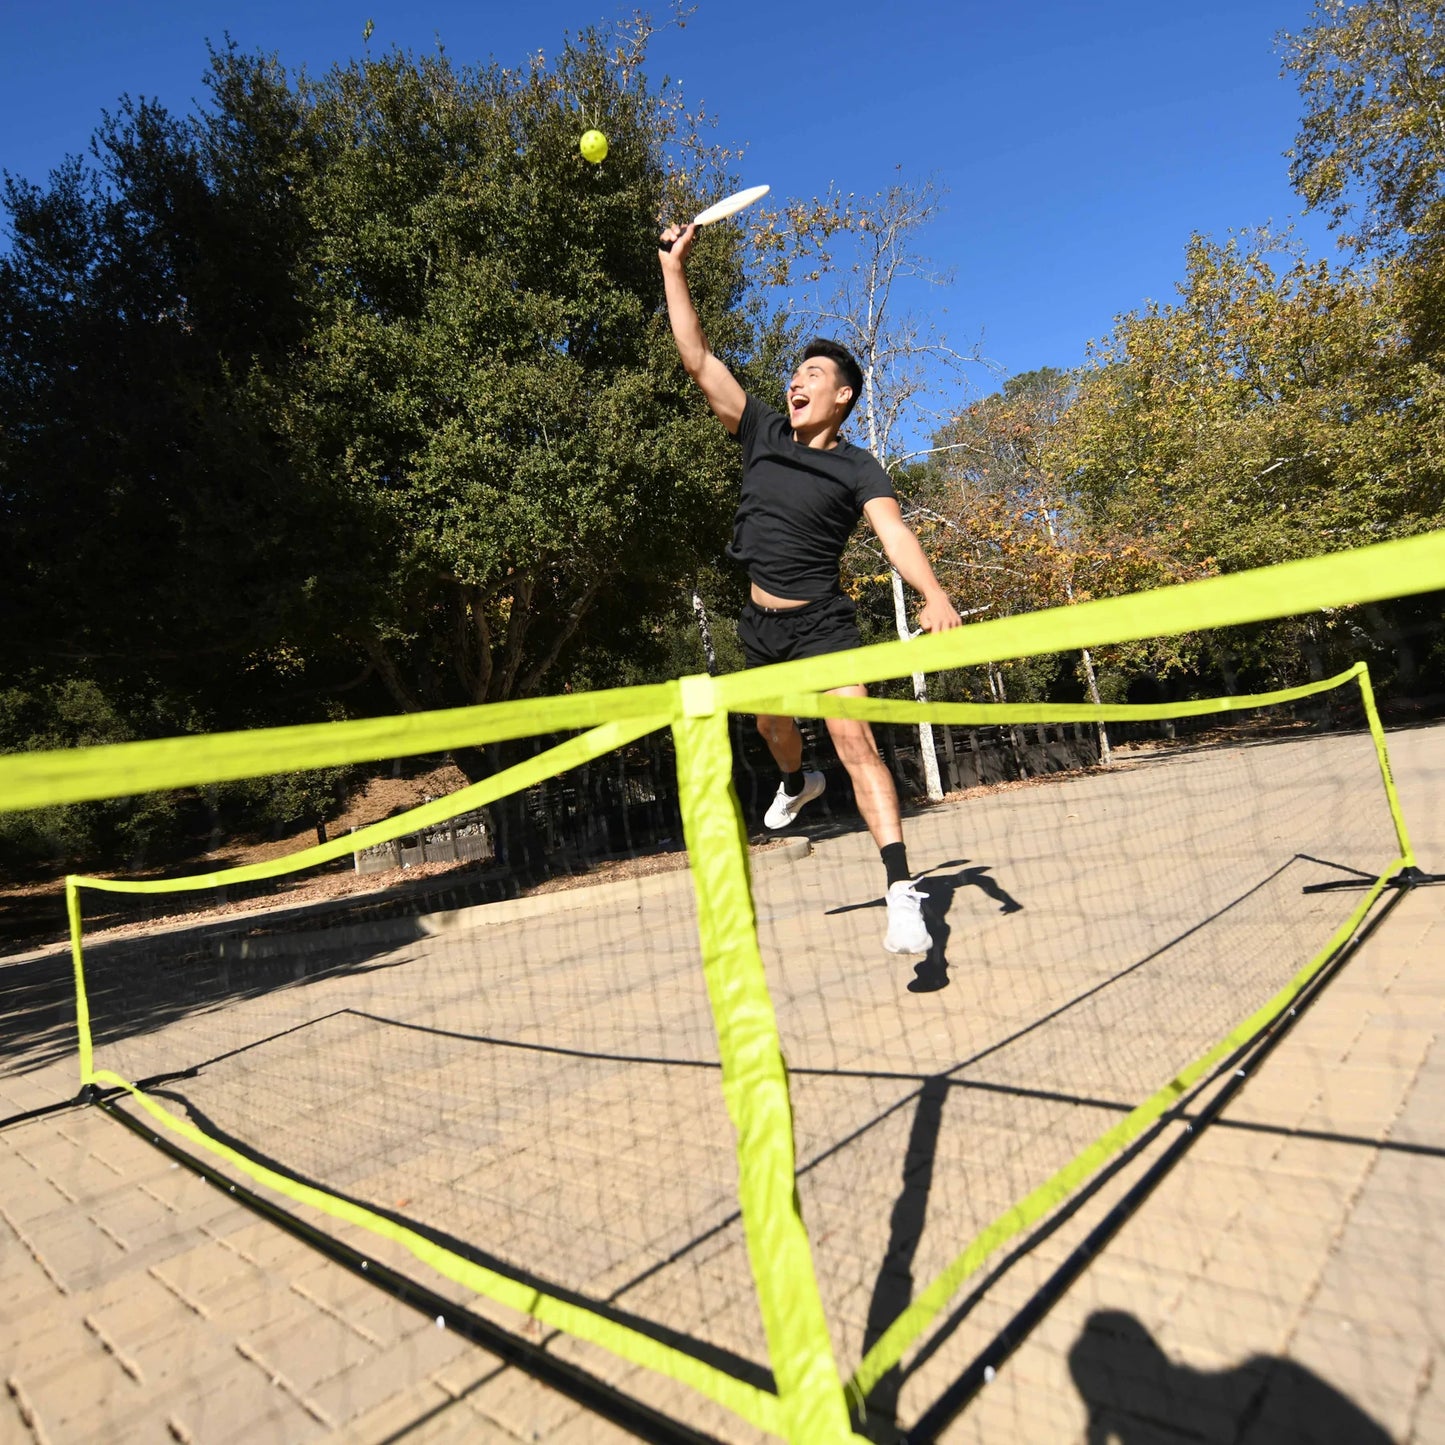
[787,356,852,432]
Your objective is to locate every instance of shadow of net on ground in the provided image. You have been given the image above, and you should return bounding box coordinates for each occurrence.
[817,850,1385,1441]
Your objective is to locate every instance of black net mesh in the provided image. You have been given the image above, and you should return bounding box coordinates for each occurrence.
[742,682,1405,1436]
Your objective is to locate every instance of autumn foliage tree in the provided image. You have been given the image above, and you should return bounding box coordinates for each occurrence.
[913,7,1445,707]
[926,369,1206,709]
[1047,228,1440,690]
[1057,231,1438,564]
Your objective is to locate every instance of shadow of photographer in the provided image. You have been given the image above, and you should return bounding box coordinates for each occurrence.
[1068,1310,1391,1445]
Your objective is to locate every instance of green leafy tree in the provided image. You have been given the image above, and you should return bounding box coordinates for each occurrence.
[0,679,187,871]
[0,64,330,731]
[1,16,785,871]
[1,18,776,726]
[1278,2,1445,696]
[270,23,775,713]
[1280,0,1445,454]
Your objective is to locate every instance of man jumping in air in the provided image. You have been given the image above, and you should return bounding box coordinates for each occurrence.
[659,220,963,956]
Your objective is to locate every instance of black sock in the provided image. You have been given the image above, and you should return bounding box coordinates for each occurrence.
[881,841,910,887]
[783,769,805,797]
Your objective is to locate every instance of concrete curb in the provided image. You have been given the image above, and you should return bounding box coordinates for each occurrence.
[209,837,814,955]
[418,836,812,936]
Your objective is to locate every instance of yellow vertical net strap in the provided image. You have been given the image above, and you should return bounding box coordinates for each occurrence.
[673,679,864,1443]
[1357,662,1419,868]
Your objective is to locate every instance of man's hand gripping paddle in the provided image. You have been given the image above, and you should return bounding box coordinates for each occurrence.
[658,184,771,251]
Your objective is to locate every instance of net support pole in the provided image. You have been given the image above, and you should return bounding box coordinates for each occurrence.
[1353,662,1419,871]
[672,676,859,1445]
[65,876,95,1089]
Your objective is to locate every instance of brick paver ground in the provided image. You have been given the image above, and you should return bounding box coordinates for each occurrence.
[2,720,1440,1443]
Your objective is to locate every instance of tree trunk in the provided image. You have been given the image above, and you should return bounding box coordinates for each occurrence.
[891,566,943,802]
[692,588,718,675]
[1043,512,1111,765]
[1302,618,1326,682]
[1214,645,1241,696]
[452,741,551,879]
[1366,603,1417,692]
[987,663,1028,778]
[941,723,958,791]
[1078,645,1112,765]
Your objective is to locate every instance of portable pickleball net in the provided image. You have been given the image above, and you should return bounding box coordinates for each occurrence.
[6,531,1440,1442]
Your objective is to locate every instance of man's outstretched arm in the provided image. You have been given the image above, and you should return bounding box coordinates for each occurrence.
[862,496,963,634]
[659,223,747,433]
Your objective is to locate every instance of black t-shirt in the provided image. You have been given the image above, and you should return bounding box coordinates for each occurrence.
[726,394,896,600]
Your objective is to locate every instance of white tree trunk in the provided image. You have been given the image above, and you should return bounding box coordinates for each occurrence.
[1041,510,1111,766]
[891,566,944,801]
[1079,645,1112,765]
[691,589,717,675]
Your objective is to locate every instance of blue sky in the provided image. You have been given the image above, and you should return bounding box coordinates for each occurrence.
[0,0,1336,384]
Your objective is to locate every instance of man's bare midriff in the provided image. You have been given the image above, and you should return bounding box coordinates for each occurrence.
[750,582,813,609]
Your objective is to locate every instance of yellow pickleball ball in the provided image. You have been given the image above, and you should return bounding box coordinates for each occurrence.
[580,129,608,164]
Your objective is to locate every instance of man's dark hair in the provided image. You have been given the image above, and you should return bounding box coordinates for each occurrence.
[803,338,864,422]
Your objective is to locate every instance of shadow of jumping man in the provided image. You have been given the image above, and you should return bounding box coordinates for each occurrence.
[826,858,1023,994]
[1068,1310,1392,1445]
[908,859,1024,994]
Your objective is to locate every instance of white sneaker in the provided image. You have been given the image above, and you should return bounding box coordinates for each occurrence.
[763,771,826,829]
[884,881,931,955]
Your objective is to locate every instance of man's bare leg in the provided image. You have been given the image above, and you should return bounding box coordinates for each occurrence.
[756,714,804,773]
[756,694,904,846]
[825,684,930,953]
[823,685,903,848]
[756,714,826,830]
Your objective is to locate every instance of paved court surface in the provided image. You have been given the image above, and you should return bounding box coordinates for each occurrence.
[2,721,1441,1443]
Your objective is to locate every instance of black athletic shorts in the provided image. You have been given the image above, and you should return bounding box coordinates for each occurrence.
[737,592,862,668]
